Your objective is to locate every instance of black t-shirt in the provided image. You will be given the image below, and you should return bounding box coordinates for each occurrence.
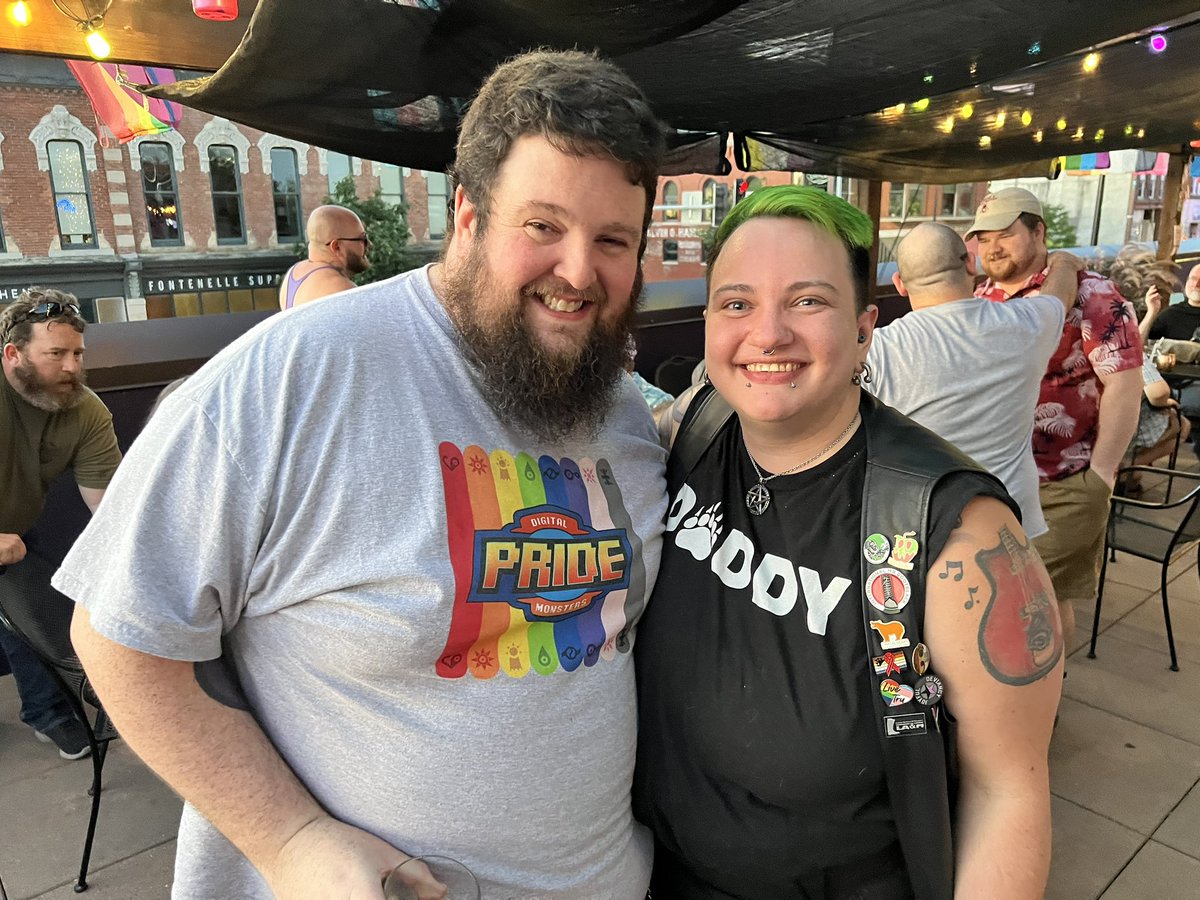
[1147,302,1200,341]
[634,419,1005,898]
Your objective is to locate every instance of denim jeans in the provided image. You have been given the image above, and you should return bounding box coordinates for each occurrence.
[0,556,77,734]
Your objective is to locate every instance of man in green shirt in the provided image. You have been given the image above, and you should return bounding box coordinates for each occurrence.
[1,289,121,758]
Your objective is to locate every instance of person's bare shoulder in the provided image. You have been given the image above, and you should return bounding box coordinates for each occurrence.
[293,268,357,307]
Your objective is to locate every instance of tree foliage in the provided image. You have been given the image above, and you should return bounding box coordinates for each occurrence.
[1042,202,1079,250]
[294,175,422,285]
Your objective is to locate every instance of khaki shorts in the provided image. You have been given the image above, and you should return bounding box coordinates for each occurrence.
[1033,468,1112,603]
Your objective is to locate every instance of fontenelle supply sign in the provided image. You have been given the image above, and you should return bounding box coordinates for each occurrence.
[141,272,283,294]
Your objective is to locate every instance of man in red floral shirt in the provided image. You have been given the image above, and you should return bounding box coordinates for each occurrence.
[969,187,1142,644]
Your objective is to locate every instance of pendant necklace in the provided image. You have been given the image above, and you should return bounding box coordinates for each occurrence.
[744,411,861,515]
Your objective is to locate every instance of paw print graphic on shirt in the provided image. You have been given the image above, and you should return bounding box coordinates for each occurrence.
[676,503,723,560]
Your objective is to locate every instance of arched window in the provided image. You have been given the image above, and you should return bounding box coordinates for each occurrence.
[270,147,303,241]
[48,140,96,248]
[140,141,182,246]
[208,145,246,244]
[662,180,679,220]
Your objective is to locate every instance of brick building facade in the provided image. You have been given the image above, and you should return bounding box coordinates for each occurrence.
[0,54,447,323]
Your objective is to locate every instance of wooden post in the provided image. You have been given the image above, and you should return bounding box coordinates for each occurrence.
[1157,150,1188,261]
[866,180,883,305]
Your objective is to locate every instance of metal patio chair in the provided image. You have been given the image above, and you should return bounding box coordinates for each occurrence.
[0,553,118,894]
[1089,464,1200,672]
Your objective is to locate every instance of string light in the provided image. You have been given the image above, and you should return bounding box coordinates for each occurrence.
[1056,117,1068,131]
[1124,124,1134,136]
[1073,126,1085,141]
[923,72,934,84]
[959,101,974,120]
[938,115,955,134]
[978,135,992,149]
[1033,130,1044,143]
[994,110,1007,129]
[1027,41,1041,56]
[1020,110,1033,127]
[1137,128,1146,139]
[83,23,109,58]
[5,1,30,26]
[910,97,930,112]
[50,1,112,61]
[1094,128,1105,142]
[1082,52,1100,73]
[1149,34,1168,54]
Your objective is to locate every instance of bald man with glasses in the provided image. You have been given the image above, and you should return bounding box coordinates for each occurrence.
[278,205,372,310]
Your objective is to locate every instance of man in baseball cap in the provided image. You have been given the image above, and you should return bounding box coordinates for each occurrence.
[972,185,1142,662]
[965,187,1044,239]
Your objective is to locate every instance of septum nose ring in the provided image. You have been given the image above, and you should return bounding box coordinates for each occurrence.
[762,347,776,356]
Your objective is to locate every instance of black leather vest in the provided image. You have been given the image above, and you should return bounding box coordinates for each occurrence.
[670,387,1014,900]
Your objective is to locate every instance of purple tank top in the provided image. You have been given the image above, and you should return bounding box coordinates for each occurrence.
[284,263,340,309]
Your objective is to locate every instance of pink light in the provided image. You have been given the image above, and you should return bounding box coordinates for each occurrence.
[1150,34,1168,53]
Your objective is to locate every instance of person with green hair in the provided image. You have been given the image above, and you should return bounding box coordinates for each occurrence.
[635,185,1062,899]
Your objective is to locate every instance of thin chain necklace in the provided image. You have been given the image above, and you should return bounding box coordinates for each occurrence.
[744,411,861,515]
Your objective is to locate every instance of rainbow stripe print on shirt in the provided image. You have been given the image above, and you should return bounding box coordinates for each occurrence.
[435,442,647,680]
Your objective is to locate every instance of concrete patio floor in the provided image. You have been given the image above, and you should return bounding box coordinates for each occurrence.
[2,516,1199,897]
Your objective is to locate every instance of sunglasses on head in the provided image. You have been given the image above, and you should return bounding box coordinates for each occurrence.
[2,300,82,344]
[27,301,82,318]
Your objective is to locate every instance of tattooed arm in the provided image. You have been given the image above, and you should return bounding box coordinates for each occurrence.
[924,496,1064,900]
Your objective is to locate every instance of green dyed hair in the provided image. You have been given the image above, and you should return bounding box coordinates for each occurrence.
[707,185,875,312]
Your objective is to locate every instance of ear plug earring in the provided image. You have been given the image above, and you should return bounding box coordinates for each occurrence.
[857,333,866,343]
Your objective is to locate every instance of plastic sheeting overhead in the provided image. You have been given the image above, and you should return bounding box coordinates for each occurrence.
[145,0,1200,181]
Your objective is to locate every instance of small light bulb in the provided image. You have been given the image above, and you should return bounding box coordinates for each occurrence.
[5,1,29,26]
[1094,128,1105,142]
[911,97,930,112]
[1150,34,1167,54]
[85,26,111,60]
[1137,128,1146,139]
[1073,126,1085,141]
[939,116,955,134]
[995,110,1007,129]
[923,72,934,84]
[959,101,974,120]
[1033,130,1044,143]
[1082,52,1100,73]
[1056,117,1068,131]
[979,135,992,149]
[1027,41,1042,56]
[1124,124,1134,136]
[1020,110,1033,127]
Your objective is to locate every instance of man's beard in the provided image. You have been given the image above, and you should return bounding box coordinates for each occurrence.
[11,359,87,412]
[347,254,369,276]
[441,245,639,444]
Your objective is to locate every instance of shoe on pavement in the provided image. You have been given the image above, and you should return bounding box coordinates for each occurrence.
[35,720,92,760]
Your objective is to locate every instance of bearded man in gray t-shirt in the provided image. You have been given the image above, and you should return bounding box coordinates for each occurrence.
[55,50,668,900]
[866,222,1081,538]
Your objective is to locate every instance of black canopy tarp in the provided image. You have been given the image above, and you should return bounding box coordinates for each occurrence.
[147,1,1200,181]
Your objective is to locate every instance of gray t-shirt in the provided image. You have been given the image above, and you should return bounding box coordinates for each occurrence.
[866,294,1065,538]
[53,266,667,899]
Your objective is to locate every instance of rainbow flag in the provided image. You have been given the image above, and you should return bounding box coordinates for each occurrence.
[1063,152,1111,172]
[67,62,182,143]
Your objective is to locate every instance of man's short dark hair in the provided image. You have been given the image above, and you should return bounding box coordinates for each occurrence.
[0,287,86,350]
[452,49,666,253]
[1017,211,1046,236]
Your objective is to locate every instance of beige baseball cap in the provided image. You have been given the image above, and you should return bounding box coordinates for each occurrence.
[965,187,1044,238]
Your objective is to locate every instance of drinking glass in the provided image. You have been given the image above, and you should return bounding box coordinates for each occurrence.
[382,854,481,900]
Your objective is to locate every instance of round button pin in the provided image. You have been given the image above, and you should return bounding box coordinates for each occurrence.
[866,567,911,614]
[914,674,944,706]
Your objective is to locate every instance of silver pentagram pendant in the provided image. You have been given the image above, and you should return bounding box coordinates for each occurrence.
[745,482,772,515]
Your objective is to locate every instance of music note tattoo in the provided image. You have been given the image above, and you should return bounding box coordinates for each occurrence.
[938,560,964,582]
[965,586,979,610]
